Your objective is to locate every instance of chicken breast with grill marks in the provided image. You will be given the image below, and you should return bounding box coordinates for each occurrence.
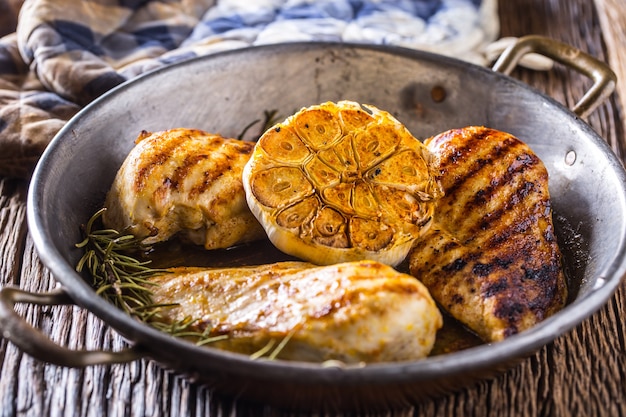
[103,128,265,249]
[149,260,443,363]
[409,126,567,342]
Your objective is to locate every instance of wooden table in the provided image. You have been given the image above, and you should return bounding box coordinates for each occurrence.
[1,0,625,415]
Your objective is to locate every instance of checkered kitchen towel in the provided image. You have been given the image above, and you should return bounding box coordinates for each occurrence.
[0,0,499,178]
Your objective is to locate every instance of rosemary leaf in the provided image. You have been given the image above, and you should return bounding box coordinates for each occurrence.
[250,339,276,360]
[196,335,230,346]
[268,328,297,360]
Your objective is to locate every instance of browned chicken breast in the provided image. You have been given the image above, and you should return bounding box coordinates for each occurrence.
[409,126,567,342]
[103,128,265,249]
[149,260,443,363]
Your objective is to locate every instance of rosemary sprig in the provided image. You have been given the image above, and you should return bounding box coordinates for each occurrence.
[249,327,298,361]
[75,208,219,345]
[75,208,292,360]
[76,209,161,315]
[237,109,280,140]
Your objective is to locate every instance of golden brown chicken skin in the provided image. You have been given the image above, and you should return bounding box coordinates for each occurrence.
[409,126,567,342]
[149,260,443,363]
[103,128,265,249]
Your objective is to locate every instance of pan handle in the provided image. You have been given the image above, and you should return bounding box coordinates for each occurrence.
[492,35,617,118]
[0,286,144,367]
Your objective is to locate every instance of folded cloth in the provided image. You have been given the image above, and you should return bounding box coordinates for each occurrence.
[0,0,22,37]
[0,0,499,178]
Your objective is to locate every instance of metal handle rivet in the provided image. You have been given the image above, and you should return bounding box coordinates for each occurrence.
[565,150,577,165]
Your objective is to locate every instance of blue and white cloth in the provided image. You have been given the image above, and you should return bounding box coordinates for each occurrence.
[0,0,499,178]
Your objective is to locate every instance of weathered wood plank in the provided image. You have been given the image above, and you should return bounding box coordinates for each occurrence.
[1,0,625,416]
[595,0,626,150]
[0,179,28,417]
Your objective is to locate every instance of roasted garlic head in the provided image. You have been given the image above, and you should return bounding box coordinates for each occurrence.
[242,101,442,266]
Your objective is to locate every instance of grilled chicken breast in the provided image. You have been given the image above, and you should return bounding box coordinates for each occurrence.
[149,260,443,363]
[409,126,567,342]
[103,128,265,249]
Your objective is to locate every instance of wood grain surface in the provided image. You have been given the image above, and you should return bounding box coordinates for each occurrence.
[595,0,626,143]
[1,0,625,416]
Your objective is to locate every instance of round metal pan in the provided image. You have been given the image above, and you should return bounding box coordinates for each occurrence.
[2,36,626,411]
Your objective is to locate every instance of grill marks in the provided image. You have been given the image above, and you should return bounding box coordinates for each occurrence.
[132,129,254,204]
[436,130,544,238]
[134,131,189,193]
[434,129,549,257]
[103,128,265,251]
[409,126,567,342]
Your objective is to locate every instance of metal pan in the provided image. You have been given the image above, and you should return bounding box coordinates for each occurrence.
[1,36,625,411]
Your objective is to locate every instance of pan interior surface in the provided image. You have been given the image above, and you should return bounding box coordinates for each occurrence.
[27,43,626,409]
